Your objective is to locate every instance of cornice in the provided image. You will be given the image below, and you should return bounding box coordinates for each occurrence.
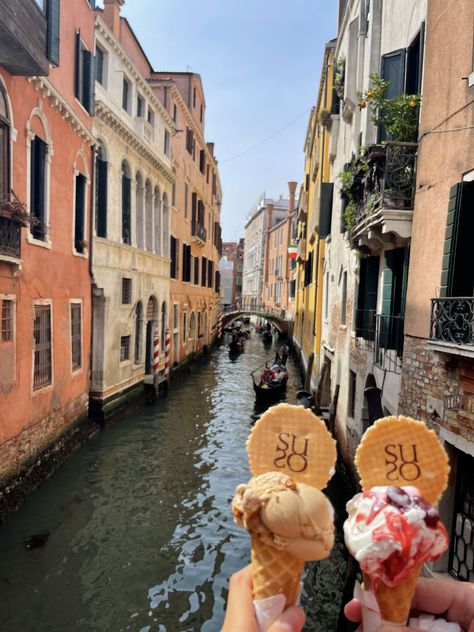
[28,76,95,146]
[95,100,174,184]
[95,17,174,130]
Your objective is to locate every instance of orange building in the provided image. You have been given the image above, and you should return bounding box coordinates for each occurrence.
[151,72,222,366]
[262,182,297,315]
[0,1,94,489]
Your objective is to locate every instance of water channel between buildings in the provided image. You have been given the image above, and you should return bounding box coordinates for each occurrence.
[0,332,352,632]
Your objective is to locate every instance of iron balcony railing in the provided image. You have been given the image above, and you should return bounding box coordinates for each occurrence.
[374,314,404,373]
[0,216,21,259]
[354,142,418,227]
[355,308,376,342]
[191,221,207,243]
[430,297,474,346]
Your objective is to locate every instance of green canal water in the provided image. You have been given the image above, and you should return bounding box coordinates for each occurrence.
[0,334,351,631]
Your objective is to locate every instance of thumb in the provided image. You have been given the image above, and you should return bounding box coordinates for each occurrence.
[380,627,415,632]
[268,606,305,632]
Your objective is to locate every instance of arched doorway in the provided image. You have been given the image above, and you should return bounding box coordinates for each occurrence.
[145,296,158,374]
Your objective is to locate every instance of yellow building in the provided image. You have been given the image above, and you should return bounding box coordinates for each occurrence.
[293,40,336,392]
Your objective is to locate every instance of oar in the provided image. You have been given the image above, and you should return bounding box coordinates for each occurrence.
[250,360,268,376]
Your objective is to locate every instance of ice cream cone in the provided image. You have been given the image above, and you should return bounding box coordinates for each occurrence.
[363,564,422,625]
[251,535,304,606]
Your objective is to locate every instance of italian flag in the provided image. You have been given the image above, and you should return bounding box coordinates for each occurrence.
[287,244,297,259]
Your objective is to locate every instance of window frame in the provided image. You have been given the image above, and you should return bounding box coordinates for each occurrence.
[70,301,82,372]
[33,301,53,392]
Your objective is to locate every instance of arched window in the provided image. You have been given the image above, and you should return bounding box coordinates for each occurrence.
[189,312,196,339]
[95,143,108,238]
[135,172,144,249]
[0,84,10,201]
[145,179,153,252]
[154,186,161,255]
[134,301,143,363]
[182,312,187,343]
[162,192,169,258]
[197,311,202,337]
[161,301,167,351]
[121,160,131,244]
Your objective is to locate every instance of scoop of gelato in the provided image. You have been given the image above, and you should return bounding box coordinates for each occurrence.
[344,486,448,587]
[232,471,334,561]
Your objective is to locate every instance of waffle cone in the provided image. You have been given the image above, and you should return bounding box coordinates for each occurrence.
[251,535,304,606]
[363,563,422,624]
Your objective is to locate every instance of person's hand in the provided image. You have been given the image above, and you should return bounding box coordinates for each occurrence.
[221,565,305,632]
[344,577,474,631]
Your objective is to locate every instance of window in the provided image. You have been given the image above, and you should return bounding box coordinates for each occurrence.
[182,312,187,343]
[121,161,131,244]
[200,104,203,123]
[341,271,347,325]
[273,231,277,248]
[207,260,213,288]
[201,256,207,286]
[120,335,130,361]
[193,87,197,108]
[122,77,130,112]
[30,135,47,240]
[206,164,210,184]
[122,277,132,304]
[137,94,144,117]
[164,129,170,157]
[0,85,10,201]
[172,103,177,123]
[70,303,82,370]
[33,304,52,390]
[186,128,194,155]
[379,247,408,353]
[348,370,356,418]
[75,32,94,114]
[173,304,179,329]
[356,256,379,339]
[304,251,313,287]
[1,299,13,342]
[182,243,191,282]
[199,150,205,174]
[170,236,178,279]
[194,256,199,285]
[95,46,105,86]
[147,108,154,126]
[46,0,60,66]
[134,302,142,364]
[215,270,221,293]
[95,144,107,238]
[184,182,188,219]
[74,173,86,253]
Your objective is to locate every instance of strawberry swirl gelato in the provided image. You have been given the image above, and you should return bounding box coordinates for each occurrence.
[344,485,448,587]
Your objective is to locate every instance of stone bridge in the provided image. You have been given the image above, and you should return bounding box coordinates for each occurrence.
[221,307,290,335]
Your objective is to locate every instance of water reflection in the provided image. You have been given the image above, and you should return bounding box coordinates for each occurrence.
[0,335,348,632]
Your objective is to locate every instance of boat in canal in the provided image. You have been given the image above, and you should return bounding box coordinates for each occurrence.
[253,356,288,402]
[261,328,273,344]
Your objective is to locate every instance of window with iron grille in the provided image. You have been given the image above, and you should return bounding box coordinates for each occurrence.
[1,299,13,342]
[70,303,82,370]
[34,304,52,389]
[173,304,179,329]
[120,335,130,361]
[122,278,132,304]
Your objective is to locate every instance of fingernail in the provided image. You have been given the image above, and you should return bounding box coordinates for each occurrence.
[278,606,305,631]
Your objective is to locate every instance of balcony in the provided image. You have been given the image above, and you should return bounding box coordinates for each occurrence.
[349,142,417,253]
[191,221,207,245]
[429,297,474,358]
[134,119,154,145]
[298,190,308,222]
[0,216,22,268]
[296,239,306,263]
[0,0,49,76]
[374,314,404,373]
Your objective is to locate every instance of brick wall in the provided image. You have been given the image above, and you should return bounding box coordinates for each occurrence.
[400,336,474,444]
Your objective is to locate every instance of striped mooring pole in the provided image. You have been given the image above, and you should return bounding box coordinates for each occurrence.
[164,327,171,379]
[153,328,160,374]
[217,312,223,339]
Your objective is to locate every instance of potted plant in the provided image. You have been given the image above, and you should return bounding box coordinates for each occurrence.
[334,57,345,98]
[0,193,34,227]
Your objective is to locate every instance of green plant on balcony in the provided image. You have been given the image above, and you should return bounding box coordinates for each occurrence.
[344,200,357,230]
[0,193,34,227]
[358,74,421,143]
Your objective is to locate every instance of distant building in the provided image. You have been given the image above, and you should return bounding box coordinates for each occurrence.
[218,255,234,307]
[242,195,289,310]
[222,239,244,307]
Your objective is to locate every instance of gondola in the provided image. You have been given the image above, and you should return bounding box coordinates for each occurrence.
[252,359,288,402]
[228,337,245,353]
[261,329,272,343]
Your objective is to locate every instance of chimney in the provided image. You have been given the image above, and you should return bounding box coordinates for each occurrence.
[103,0,124,38]
[288,181,297,215]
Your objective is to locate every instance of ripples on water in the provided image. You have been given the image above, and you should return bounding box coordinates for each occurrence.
[0,334,349,632]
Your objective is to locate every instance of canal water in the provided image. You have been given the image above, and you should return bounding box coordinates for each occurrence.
[0,332,351,632]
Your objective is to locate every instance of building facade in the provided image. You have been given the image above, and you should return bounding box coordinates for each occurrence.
[0,0,95,483]
[242,195,288,310]
[221,240,244,308]
[151,72,222,367]
[398,0,474,582]
[263,182,297,315]
[90,0,173,419]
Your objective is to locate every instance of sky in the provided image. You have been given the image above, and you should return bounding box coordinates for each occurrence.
[116,1,339,242]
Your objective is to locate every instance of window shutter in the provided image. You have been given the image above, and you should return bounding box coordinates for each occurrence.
[75,174,86,251]
[122,176,131,244]
[191,192,197,224]
[74,31,82,100]
[194,257,199,284]
[82,49,95,115]
[96,157,107,237]
[31,137,46,239]
[46,0,60,67]
[356,256,379,339]
[379,49,406,141]
[182,244,187,281]
[440,183,463,297]
[319,183,333,238]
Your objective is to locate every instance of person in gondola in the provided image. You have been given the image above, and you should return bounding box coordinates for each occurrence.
[265,322,271,332]
[260,363,273,386]
[279,344,289,366]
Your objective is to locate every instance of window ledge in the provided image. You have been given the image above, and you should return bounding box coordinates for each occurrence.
[427,339,474,359]
[26,234,52,249]
[0,254,22,273]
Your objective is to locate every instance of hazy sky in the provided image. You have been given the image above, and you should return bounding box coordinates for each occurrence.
[118,1,338,241]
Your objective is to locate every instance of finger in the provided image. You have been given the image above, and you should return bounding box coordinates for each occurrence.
[268,605,306,632]
[344,598,362,622]
[411,578,474,632]
[221,565,259,632]
[380,627,414,632]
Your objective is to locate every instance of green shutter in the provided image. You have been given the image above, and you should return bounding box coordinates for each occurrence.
[46,0,60,67]
[440,183,463,297]
[319,183,333,238]
[82,49,95,115]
